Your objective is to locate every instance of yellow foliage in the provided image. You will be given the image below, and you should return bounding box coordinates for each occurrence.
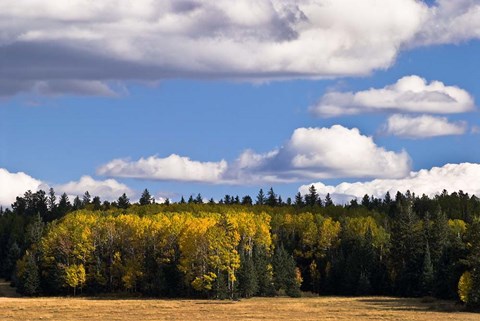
[458,271,472,303]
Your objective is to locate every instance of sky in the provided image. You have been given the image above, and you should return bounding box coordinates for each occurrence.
[1,0,480,206]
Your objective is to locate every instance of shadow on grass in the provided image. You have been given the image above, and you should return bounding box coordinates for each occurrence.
[0,279,21,298]
[358,297,466,313]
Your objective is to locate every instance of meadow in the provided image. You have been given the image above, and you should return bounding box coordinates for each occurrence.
[0,295,477,321]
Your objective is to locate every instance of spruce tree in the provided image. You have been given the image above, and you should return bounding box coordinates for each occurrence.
[139,189,153,205]
[117,193,130,209]
[19,252,41,296]
[294,192,304,207]
[266,188,277,207]
[421,243,434,296]
[238,252,258,298]
[256,189,266,205]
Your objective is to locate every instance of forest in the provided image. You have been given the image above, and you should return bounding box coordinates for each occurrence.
[1,187,480,310]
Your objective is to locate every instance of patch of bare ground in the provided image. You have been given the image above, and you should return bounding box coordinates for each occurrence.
[0,296,476,321]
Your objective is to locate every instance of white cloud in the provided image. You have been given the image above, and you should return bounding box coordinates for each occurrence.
[385,114,468,138]
[0,168,44,207]
[299,163,480,204]
[0,0,428,95]
[414,0,480,46]
[310,75,475,117]
[97,154,228,183]
[54,175,134,201]
[99,125,411,184]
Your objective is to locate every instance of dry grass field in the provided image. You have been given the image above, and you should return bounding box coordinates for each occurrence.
[1,279,477,321]
[1,295,478,321]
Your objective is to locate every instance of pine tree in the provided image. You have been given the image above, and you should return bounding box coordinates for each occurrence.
[92,196,102,210]
[266,188,278,207]
[272,245,301,297]
[73,196,83,210]
[195,193,203,204]
[18,252,40,296]
[47,188,56,212]
[117,193,130,209]
[304,185,318,207]
[294,192,304,207]
[241,195,252,205]
[421,243,434,296]
[82,191,91,206]
[253,246,275,296]
[238,252,258,298]
[325,193,333,207]
[256,189,266,205]
[139,189,153,205]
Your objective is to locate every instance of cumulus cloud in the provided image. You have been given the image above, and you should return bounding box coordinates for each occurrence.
[99,125,411,184]
[414,0,480,46]
[310,75,475,117]
[384,114,468,138]
[0,168,44,207]
[299,162,480,204]
[0,0,428,96]
[54,175,134,201]
[97,154,229,183]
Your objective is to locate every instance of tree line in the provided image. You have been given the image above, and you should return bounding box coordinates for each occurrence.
[1,187,480,309]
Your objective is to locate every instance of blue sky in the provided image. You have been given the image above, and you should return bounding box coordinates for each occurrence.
[1,0,480,205]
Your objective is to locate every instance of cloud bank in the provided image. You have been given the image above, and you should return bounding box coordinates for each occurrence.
[0,0,428,96]
[54,175,134,201]
[384,114,468,138]
[2,1,480,96]
[299,163,480,204]
[0,168,44,207]
[414,0,480,46]
[0,168,133,207]
[310,75,475,117]
[98,125,411,184]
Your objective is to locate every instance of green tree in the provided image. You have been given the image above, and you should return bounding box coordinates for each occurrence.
[17,251,40,296]
[117,193,130,209]
[238,252,258,298]
[266,188,278,207]
[139,189,153,205]
[420,243,434,296]
[256,189,266,205]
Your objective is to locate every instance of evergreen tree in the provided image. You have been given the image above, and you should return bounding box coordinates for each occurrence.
[256,189,266,205]
[82,191,91,206]
[238,252,258,298]
[57,193,71,217]
[117,193,130,209]
[325,193,333,207]
[304,185,318,207]
[272,245,301,297]
[92,196,102,210]
[188,195,195,204]
[18,252,40,296]
[179,196,186,204]
[253,246,275,296]
[47,188,56,212]
[195,193,203,204]
[466,219,480,309]
[139,189,153,205]
[241,195,253,206]
[266,188,278,207]
[294,192,304,207]
[73,196,83,210]
[390,198,423,296]
[421,243,434,296]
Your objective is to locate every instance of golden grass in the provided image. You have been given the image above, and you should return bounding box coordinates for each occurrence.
[0,296,477,321]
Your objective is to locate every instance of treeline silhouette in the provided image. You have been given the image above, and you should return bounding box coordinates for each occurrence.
[1,187,480,309]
